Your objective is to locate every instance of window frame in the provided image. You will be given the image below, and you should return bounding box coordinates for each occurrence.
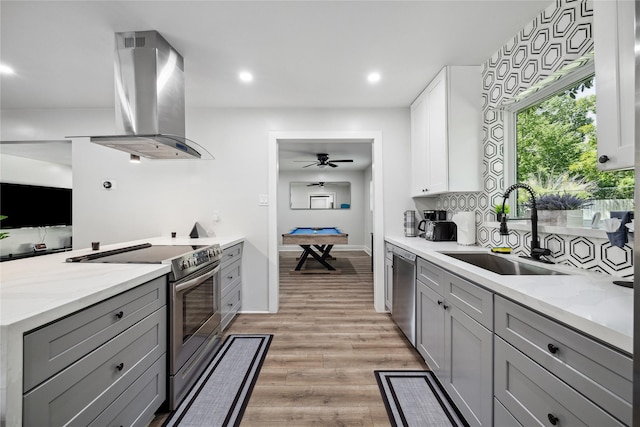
[503,61,596,216]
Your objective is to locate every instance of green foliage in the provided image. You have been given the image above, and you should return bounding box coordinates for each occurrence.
[494,204,510,214]
[516,75,634,207]
[0,215,9,240]
[531,193,586,210]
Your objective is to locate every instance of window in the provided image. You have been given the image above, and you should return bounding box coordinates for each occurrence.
[509,69,634,225]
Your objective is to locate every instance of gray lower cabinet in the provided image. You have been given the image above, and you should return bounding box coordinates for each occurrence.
[495,336,625,426]
[416,279,445,375]
[415,257,493,427]
[221,242,243,330]
[384,243,394,311]
[22,277,168,427]
[494,295,632,426]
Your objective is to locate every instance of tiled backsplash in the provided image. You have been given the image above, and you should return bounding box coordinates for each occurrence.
[435,0,633,278]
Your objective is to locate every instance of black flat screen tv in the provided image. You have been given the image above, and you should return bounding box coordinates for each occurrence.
[0,183,72,229]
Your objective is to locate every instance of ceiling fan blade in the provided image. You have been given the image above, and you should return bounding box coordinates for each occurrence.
[328,162,338,168]
[302,162,317,168]
[330,159,354,163]
[293,160,317,162]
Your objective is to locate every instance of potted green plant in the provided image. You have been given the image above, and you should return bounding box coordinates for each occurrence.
[493,203,510,222]
[530,193,586,227]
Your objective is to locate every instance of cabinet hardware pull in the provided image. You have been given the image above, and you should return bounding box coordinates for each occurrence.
[442,304,449,310]
[547,343,559,354]
[598,155,610,164]
[547,413,559,425]
[229,253,234,257]
[437,300,443,305]
[116,363,124,371]
[228,275,234,279]
[228,303,234,306]
[115,311,124,319]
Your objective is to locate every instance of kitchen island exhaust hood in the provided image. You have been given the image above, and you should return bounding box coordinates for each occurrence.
[85,31,210,160]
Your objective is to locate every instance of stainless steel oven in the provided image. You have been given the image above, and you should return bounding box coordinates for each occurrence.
[66,242,224,410]
[169,259,221,409]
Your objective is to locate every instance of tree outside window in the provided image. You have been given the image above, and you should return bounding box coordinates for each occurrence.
[514,75,634,221]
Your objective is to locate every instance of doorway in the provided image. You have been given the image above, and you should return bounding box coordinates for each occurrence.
[268,131,384,313]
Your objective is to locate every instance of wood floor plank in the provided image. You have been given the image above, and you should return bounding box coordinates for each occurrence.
[240,406,375,426]
[226,251,427,425]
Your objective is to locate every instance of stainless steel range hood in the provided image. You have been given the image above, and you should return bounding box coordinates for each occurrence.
[88,31,203,159]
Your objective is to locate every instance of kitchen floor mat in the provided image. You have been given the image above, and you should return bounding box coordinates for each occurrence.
[164,334,272,427]
[375,370,468,427]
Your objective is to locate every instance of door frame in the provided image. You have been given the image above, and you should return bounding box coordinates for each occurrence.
[268,130,385,313]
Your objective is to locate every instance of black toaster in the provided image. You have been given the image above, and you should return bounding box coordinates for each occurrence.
[423,221,457,241]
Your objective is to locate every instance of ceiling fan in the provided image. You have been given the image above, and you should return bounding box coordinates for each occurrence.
[296,153,354,168]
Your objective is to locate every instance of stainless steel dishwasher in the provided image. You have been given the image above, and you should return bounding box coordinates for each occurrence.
[391,246,417,345]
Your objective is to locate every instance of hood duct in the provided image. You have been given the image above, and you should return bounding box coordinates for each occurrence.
[87,31,206,159]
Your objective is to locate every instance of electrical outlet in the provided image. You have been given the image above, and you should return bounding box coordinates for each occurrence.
[258,194,269,206]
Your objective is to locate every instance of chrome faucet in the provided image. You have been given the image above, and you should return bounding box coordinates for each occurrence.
[500,183,552,263]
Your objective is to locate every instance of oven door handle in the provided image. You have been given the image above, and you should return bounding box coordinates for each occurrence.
[174,267,219,293]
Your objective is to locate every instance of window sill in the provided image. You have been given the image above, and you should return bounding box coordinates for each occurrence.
[484,221,611,239]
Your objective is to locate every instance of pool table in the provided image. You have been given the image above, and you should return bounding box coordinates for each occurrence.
[282,227,348,273]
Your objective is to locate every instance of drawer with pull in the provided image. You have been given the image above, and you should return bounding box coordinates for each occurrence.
[495,336,624,427]
[23,308,166,427]
[221,258,242,292]
[23,276,166,391]
[221,243,243,267]
[221,282,241,330]
[495,295,631,425]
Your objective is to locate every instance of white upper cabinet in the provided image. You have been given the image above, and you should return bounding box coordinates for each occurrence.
[593,0,635,171]
[410,66,482,197]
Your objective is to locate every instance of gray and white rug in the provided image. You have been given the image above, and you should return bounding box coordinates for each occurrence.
[375,370,468,427]
[165,334,272,427]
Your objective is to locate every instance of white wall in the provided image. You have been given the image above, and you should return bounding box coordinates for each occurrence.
[1,107,412,312]
[0,154,73,256]
[278,170,366,250]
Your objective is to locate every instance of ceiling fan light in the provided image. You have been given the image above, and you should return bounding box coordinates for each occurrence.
[318,164,326,168]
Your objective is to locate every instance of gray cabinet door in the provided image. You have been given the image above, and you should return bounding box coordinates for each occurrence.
[416,279,445,375]
[88,356,166,427]
[221,281,242,330]
[445,271,493,329]
[23,276,166,392]
[221,243,243,267]
[443,303,492,427]
[221,258,242,294]
[495,295,631,425]
[23,309,167,427]
[495,336,625,427]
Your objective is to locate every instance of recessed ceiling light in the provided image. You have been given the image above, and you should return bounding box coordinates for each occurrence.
[0,64,15,75]
[367,72,381,84]
[239,71,253,83]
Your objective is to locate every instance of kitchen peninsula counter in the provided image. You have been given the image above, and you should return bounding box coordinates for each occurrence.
[0,235,243,427]
[385,235,633,355]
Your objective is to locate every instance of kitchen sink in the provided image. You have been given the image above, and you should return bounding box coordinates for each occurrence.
[439,252,566,276]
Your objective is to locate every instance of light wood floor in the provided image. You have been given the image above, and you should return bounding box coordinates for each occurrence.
[225,250,427,426]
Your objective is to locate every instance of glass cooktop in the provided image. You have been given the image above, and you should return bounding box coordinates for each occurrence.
[66,243,207,264]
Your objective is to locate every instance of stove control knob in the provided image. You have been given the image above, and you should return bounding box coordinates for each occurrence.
[181,260,188,270]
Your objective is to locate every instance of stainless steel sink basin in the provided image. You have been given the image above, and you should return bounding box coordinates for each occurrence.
[440,252,565,276]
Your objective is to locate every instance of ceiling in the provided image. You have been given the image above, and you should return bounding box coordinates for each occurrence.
[0,1,548,169]
[0,0,548,111]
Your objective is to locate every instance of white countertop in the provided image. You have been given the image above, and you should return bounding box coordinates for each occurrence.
[385,235,633,355]
[0,235,243,427]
